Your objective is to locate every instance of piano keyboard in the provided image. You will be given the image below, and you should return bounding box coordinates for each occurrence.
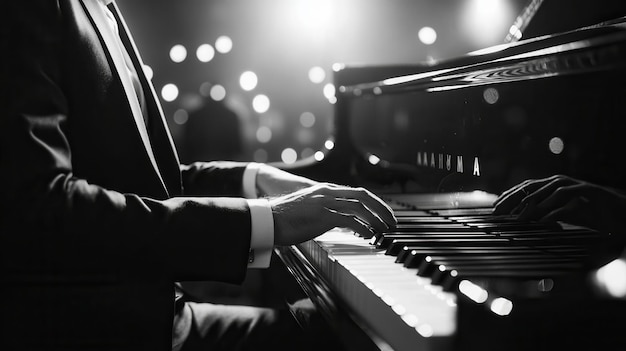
[287,192,615,351]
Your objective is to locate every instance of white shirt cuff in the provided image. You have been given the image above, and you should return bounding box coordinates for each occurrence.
[247,198,274,268]
[243,163,262,199]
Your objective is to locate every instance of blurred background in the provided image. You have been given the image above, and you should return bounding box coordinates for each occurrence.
[117,0,527,166]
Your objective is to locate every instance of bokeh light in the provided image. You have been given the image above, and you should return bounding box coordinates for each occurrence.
[196,44,215,62]
[418,27,437,45]
[142,65,153,80]
[173,109,189,125]
[256,126,272,143]
[308,66,326,84]
[169,44,187,63]
[300,112,316,128]
[323,83,336,103]
[240,71,258,91]
[281,148,298,164]
[314,151,325,161]
[161,83,179,102]
[252,94,270,113]
[215,36,233,54]
[549,137,565,155]
[210,84,227,101]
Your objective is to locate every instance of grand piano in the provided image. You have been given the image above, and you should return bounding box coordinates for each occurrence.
[268,1,626,350]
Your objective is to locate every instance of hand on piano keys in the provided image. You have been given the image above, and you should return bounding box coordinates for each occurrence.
[493,174,626,235]
[268,182,397,246]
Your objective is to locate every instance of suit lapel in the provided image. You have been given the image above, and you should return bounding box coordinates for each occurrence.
[109,1,183,196]
[80,0,170,196]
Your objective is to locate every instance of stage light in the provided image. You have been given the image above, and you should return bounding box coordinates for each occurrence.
[252,94,270,113]
[161,83,179,102]
[293,0,333,32]
[462,0,515,47]
[215,36,233,54]
[210,84,226,101]
[240,71,258,91]
[169,44,187,63]
[418,27,437,45]
[281,148,298,164]
[308,66,326,84]
[314,151,325,161]
[323,83,336,103]
[594,258,626,298]
[490,297,513,316]
[196,44,215,63]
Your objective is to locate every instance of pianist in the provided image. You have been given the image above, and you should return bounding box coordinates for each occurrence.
[0,1,396,351]
[494,174,626,236]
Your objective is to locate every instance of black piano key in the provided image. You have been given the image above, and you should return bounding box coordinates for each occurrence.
[429,208,494,216]
[495,229,598,238]
[440,266,585,292]
[392,210,431,217]
[508,235,604,246]
[401,245,587,257]
[386,202,415,211]
[384,232,604,256]
[372,231,494,248]
[384,237,511,256]
[369,228,491,246]
[397,217,456,223]
[394,223,478,232]
[449,215,519,223]
[466,221,563,232]
[423,256,585,281]
[403,247,587,268]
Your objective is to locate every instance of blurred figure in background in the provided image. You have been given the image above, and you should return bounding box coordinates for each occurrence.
[179,97,244,164]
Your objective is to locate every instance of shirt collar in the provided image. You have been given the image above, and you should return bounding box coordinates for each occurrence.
[99,0,115,5]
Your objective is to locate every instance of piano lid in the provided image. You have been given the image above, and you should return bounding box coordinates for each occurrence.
[334,17,626,195]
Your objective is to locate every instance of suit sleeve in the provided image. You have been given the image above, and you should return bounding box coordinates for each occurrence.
[180,161,250,197]
[0,1,251,284]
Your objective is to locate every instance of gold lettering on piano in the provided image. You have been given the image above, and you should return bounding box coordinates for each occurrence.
[414,151,480,177]
[473,156,480,176]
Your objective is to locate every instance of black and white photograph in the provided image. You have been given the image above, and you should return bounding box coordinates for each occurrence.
[3,0,626,350]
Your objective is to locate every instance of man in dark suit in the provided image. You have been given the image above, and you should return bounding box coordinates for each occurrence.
[0,1,396,350]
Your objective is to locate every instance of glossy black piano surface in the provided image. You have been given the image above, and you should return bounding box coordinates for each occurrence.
[271,12,626,351]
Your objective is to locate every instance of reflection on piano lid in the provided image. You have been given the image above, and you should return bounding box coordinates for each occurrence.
[286,15,626,196]
[272,12,626,351]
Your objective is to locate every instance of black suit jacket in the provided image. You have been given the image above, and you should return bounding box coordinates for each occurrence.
[1,1,253,349]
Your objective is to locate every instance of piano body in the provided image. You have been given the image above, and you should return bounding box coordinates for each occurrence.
[269,4,626,351]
